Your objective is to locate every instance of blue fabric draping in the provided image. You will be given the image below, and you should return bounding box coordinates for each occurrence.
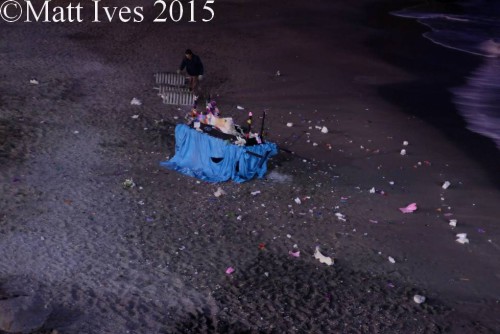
[160,124,278,183]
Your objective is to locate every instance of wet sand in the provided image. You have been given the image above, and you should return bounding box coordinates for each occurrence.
[0,0,499,333]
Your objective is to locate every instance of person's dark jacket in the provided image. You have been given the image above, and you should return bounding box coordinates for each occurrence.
[180,54,204,76]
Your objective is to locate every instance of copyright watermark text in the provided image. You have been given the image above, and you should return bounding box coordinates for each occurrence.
[0,0,215,23]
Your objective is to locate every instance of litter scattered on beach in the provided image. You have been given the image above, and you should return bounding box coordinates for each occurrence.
[251,190,261,196]
[225,267,235,275]
[403,141,409,146]
[214,187,226,197]
[442,181,451,189]
[399,203,417,213]
[267,171,292,183]
[289,250,300,257]
[369,187,375,194]
[236,105,244,110]
[456,233,469,244]
[287,122,293,127]
[335,213,347,222]
[400,149,407,156]
[29,79,39,85]
[131,114,140,119]
[122,178,135,189]
[413,295,426,304]
[388,256,396,264]
[314,246,334,266]
[294,197,301,204]
[130,97,142,106]
[321,126,328,134]
[449,219,457,227]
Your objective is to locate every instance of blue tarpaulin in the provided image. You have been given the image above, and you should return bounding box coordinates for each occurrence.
[160,124,278,183]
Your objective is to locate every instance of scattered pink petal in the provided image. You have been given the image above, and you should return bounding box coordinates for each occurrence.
[225,267,235,275]
[399,203,417,213]
[289,250,300,257]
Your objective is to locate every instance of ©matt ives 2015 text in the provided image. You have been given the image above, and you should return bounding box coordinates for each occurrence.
[0,0,215,23]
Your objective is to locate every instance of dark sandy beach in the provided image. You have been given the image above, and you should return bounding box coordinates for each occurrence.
[1,0,499,333]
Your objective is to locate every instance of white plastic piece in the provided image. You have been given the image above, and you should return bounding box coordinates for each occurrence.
[314,246,334,266]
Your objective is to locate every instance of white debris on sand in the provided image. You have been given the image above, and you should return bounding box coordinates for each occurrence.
[214,187,226,198]
[29,79,39,85]
[267,170,292,183]
[456,233,469,244]
[122,178,135,189]
[314,246,334,266]
[286,122,293,127]
[130,97,142,106]
[388,256,396,264]
[413,295,426,304]
[335,213,346,222]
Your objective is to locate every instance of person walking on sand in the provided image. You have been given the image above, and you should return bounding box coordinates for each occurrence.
[177,49,204,92]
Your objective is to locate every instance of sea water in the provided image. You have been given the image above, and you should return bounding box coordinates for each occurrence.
[392,0,500,149]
